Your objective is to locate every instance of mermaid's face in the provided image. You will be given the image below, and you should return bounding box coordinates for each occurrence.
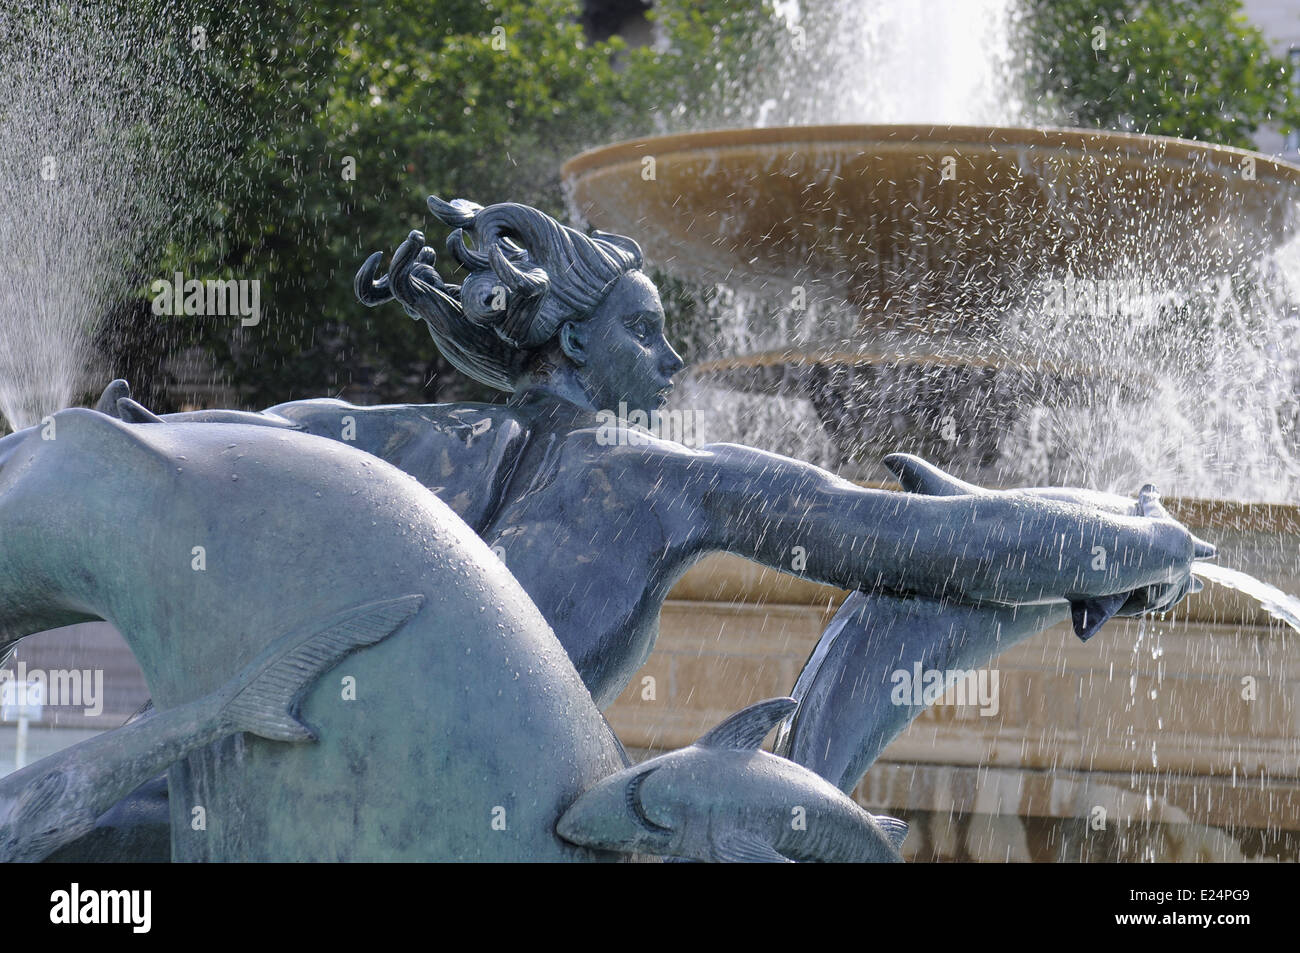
[568,272,684,418]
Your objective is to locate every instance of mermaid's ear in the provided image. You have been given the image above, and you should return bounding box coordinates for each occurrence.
[556,321,590,366]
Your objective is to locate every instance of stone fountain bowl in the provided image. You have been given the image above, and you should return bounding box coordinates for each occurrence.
[566,125,1300,486]
[691,347,1154,476]
[563,124,1300,319]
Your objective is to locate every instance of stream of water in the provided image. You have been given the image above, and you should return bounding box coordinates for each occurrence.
[1192,561,1300,634]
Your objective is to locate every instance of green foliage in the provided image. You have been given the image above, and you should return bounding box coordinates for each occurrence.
[109,0,640,409]
[1021,0,1300,147]
[620,0,786,130]
[95,0,1299,411]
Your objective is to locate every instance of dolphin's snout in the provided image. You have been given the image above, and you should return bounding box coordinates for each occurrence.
[0,427,28,475]
[554,806,578,843]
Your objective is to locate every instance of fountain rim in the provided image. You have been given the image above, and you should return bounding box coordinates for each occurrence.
[563,122,1300,184]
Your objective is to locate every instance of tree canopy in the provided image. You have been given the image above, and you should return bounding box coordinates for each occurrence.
[80,0,1298,411]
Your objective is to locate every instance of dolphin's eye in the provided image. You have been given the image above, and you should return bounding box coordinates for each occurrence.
[626,768,672,834]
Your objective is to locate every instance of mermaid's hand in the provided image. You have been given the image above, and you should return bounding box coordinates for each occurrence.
[1112,485,1211,617]
[880,454,1214,639]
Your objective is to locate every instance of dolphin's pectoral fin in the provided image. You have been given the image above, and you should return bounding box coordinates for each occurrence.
[223,594,425,742]
[696,697,798,751]
[1068,592,1129,642]
[709,832,792,864]
[873,813,909,851]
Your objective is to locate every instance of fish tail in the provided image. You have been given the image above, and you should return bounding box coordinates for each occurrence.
[0,771,97,863]
[873,813,909,853]
[220,595,424,742]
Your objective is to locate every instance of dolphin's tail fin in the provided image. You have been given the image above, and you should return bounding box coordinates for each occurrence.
[0,770,98,862]
[873,813,909,852]
[220,595,424,742]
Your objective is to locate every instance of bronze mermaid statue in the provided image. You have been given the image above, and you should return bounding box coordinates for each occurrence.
[106,196,1211,782]
[0,195,1208,860]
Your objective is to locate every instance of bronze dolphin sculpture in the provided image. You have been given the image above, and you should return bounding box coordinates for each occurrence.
[0,410,631,860]
[0,596,422,862]
[558,698,908,863]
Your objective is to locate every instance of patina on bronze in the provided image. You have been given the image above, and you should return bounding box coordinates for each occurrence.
[1,197,1211,862]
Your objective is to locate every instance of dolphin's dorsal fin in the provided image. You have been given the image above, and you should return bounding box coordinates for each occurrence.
[696,697,798,751]
[95,379,131,415]
[709,832,792,864]
[881,453,984,497]
[116,397,165,423]
[874,814,909,851]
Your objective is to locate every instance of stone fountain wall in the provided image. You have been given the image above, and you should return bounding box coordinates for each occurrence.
[607,501,1300,863]
[5,495,1295,862]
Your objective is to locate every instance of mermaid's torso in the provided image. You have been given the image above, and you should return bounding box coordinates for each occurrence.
[260,396,706,706]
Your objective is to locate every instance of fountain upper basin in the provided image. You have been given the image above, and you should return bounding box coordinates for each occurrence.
[566,125,1300,489]
[564,124,1300,321]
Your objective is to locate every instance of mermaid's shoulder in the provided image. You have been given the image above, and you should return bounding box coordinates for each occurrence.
[263,398,529,532]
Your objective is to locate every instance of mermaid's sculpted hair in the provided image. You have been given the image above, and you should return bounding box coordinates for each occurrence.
[356,197,644,392]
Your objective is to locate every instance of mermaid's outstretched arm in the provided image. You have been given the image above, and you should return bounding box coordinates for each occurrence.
[775,459,1210,794]
[691,443,1210,609]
